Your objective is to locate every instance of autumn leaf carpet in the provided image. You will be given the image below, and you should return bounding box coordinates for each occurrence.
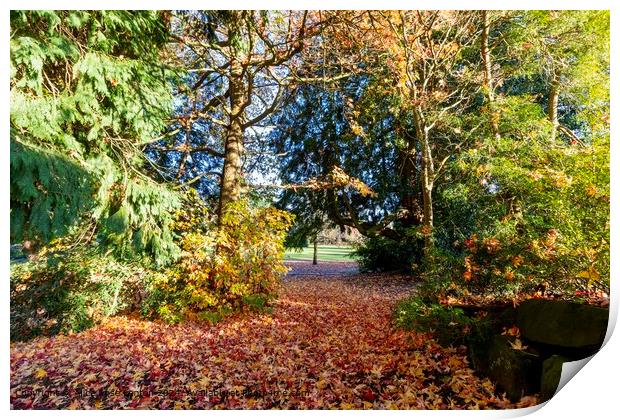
[11,269,534,409]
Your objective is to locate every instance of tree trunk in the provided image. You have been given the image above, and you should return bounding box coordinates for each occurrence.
[421,169,434,252]
[548,69,560,142]
[313,237,318,265]
[481,10,501,139]
[396,125,423,227]
[414,108,435,253]
[218,60,245,218]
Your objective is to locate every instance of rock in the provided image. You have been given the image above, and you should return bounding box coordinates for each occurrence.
[517,299,608,349]
[540,355,569,402]
[467,320,495,374]
[486,335,542,402]
[467,307,517,373]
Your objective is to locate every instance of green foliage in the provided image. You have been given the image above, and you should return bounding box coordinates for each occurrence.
[432,129,609,300]
[142,192,294,323]
[10,10,180,264]
[505,11,609,135]
[10,10,172,150]
[10,141,95,242]
[10,247,152,341]
[353,235,423,272]
[395,296,474,346]
[102,179,181,267]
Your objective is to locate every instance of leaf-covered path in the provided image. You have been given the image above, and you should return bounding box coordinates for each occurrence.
[11,265,528,409]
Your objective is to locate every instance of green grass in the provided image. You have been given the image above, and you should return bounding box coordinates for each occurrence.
[284,245,356,262]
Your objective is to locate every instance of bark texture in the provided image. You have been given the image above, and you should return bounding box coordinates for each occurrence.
[481,10,501,139]
[218,59,245,217]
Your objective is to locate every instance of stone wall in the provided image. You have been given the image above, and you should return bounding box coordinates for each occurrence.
[466,299,608,402]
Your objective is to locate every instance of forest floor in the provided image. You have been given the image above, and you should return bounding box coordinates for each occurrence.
[10,262,536,409]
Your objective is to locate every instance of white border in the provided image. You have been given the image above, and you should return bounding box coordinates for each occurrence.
[3,2,617,419]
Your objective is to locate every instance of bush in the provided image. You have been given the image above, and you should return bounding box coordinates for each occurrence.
[142,194,293,323]
[10,248,150,341]
[431,132,609,302]
[11,192,292,340]
[394,296,474,346]
[11,190,294,339]
[353,235,423,272]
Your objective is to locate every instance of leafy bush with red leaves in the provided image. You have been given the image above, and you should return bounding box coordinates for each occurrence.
[428,132,609,304]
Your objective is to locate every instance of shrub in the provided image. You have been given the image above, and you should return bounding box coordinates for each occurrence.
[10,248,150,341]
[142,194,293,323]
[431,133,609,302]
[394,296,474,346]
[11,189,293,339]
[353,235,423,272]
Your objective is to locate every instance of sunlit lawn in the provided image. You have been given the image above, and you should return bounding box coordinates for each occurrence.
[284,245,356,262]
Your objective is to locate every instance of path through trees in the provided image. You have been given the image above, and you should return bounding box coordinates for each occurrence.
[10,263,535,409]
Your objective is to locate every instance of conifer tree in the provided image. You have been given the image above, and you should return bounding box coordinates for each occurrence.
[10,11,180,265]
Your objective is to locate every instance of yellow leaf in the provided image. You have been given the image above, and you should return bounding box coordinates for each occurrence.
[67,401,81,410]
[577,269,601,282]
[509,338,528,351]
[34,368,47,379]
[586,184,598,197]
